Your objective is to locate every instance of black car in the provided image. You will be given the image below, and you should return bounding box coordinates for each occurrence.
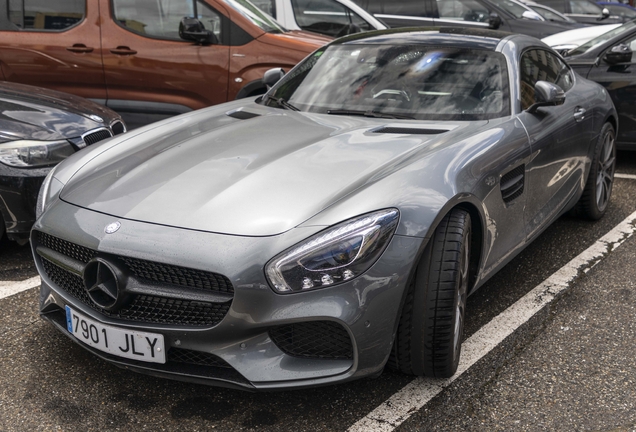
[533,0,625,24]
[0,82,125,244]
[565,20,636,148]
[352,0,585,38]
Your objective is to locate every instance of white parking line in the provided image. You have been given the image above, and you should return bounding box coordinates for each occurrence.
[0,276,41,300]
[615,173,636,180]
[349,210,636,432]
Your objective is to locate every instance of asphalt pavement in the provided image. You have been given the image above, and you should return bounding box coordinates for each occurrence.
[1,151,636,431]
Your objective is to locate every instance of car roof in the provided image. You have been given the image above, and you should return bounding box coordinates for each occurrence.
[333,27,513,51]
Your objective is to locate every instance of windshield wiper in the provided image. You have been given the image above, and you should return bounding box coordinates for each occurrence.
[264,94,300,111]
[326,109,414,120]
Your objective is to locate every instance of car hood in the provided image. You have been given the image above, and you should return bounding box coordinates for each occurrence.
[0,82,119,143]
[60,103,485,236]
[542,23,620,48]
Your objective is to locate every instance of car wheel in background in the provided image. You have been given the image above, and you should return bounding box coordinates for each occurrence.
[390,209,471,378]
[571,122,616,220]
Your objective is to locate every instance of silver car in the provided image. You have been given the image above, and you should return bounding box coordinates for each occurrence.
[32,28,618,390]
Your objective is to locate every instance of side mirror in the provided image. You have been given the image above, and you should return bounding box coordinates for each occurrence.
[521,10,542,21]
[179,17,218,45]
[263,68,285,89]
[598,7,610,20]
[527,81,565,114]
[488,12,502,29]
[604,44,632,64]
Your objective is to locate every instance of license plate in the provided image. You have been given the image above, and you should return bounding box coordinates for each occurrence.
[65,306,166,364]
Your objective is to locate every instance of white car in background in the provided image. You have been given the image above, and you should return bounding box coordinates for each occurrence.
[251,0,386,37]
[542,23,621,54]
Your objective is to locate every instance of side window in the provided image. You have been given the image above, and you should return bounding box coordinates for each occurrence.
[113,0,222,42]
[540,0,566,13]
[8,0,85,31]
[251,0,276,18]
[354,0,426,17]
[520,49,574,110]
[290,0,373,36]
[568,0,601,15]
[435,0,490,23]
[620,34,636,52]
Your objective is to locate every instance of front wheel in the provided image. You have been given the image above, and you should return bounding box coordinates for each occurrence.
[390,208,471,378]
[571,122,616,220]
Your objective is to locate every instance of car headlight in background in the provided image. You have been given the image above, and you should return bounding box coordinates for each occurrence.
[36,166,64,219]
[266,209,399,294]
[0,140,74,167]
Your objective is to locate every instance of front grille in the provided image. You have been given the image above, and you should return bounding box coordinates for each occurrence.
[111,121,126,135]
[83,129,112,145]
[270,321,353,360]
[121,257,234,294]
[168,348,231,368]
[35,231,233,327]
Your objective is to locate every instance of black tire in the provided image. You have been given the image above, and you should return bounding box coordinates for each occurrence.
[571,122,616,220]
[390,208,471,378]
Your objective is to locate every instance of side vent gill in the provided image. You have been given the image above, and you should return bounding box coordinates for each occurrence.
[226,110,261,120]
[372,126,449,135]
[500,165,525,204]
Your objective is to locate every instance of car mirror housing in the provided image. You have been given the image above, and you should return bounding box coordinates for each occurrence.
[527,81,565,114]
[599,7,610,20]
[488,13,502,29]
[604,44,633,64]
[179,17,218,45]
[263,68,285,89]
[521,10,542,21]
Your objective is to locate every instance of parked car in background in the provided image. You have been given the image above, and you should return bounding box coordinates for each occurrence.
[565,20,636,147]
[0,0,330,129]
[532,0,625,24]
[517,0,579,21]
[32,27,617,390]
[351,0,585,38]
[542,22,620,53]
[0,82,125,245]
[597,2,636,19]
[251,0,386,37]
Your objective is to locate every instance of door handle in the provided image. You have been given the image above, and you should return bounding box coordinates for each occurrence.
[66,44,94,53]
[574,107,586,122]
[110,46,137,55]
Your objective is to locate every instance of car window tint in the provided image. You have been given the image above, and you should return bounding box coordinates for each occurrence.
[435,0,490,23]
[352,0,425,17]
[290,0,372,36]
[533,5,566,21]
[539,0,565,13]
[520,49,573,110]
[113,0,222,41]
[251,0,276,18]
[488,0,528,19]
[8,0,85,30]
[568,0,601,14]
[606,5,636,19]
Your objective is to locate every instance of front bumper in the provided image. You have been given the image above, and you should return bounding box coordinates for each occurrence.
[32,201,421,390]
[0,164,51,241]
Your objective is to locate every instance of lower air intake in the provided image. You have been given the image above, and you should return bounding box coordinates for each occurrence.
[270,321,353,360]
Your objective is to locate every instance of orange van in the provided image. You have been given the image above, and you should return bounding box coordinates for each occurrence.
[0,0,330,127]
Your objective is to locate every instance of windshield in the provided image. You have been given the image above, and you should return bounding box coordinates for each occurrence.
[264,44,511,121]
[532,5,570,21]
[224,0,287,33]
[605,5,636,19]
[489,0,531,19]
[568,20,636,55]
[570,0,603,15]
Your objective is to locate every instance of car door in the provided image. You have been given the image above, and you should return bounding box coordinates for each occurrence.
[0,0,106,101]
[99,0,230,120]
[586,33,636,146]
[517,48,594,240]
[353,0,431,28]
[285,0,375,37]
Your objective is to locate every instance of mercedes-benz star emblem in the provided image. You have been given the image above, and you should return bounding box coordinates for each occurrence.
[83,259,120,310]
[88,114,104,123]
[105,221,121,234]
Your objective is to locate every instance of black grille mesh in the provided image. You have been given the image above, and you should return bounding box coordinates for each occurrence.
[270,321,353,360]
[37,232,96,263]
[83,129,113,145]
[111,121,126,135]
[120,257,234,294]
[168,348,231,368]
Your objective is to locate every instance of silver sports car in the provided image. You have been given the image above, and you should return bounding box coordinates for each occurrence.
[32,28,617,390]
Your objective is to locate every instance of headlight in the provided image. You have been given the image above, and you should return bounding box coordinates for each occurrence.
[0,139,74,167]
[266,209,399,294]
[36,167,64,219]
